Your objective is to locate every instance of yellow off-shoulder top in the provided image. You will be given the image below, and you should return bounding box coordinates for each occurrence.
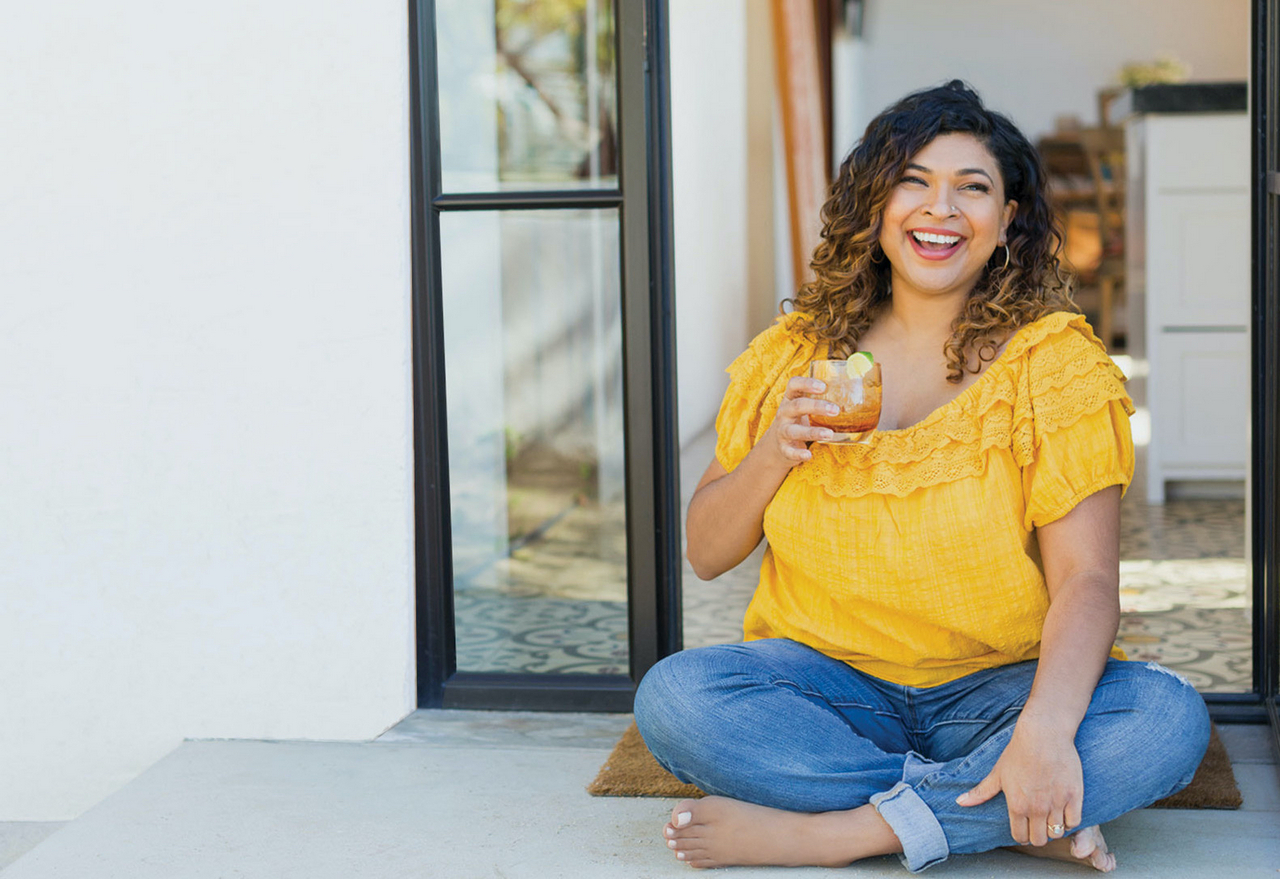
[715,311,1134,687]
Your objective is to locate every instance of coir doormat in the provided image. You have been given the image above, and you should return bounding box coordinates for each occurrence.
[588,721,1242,810]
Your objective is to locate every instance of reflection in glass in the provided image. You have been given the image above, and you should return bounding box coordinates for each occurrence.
[436,0,618,192]
[441,209,627,674]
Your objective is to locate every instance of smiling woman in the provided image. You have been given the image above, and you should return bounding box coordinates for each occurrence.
[634,81,1210,873]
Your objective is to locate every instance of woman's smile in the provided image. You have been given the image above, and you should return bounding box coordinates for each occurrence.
[906,226,966,260]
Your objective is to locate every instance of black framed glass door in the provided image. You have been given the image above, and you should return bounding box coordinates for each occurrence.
[409,0,680,711]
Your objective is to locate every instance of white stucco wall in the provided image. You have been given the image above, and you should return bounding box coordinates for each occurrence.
[669,2,753,448]
[0,2,415,819]
[853,0,1250,143]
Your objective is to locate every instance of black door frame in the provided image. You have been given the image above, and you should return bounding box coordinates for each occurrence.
[1211,0,1280,731]
[1251,0,1280,742]
[408,0,680,711]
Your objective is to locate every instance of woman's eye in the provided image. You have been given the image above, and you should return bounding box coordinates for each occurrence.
[899,175,926,186]
[962,182,991,193]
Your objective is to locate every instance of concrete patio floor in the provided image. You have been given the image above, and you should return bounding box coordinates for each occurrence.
[2,709,1277,878]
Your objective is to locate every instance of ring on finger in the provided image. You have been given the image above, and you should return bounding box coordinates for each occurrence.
[1048,823,1066,836]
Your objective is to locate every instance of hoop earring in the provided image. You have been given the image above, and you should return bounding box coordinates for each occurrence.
[870,249,885,265]
[999,244,1011,271]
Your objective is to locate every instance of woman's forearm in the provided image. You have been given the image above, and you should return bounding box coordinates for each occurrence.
[1020,485,1123,736]
[687,374,839,579]
[685,443,794,580]
[1019,571,1119,735]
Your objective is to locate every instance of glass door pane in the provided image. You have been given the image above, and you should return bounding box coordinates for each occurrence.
[440,209,628,675]
[436,0,618,192]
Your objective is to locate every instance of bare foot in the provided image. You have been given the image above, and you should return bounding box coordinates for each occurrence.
[660,796,901,869]
[1008,825,1116,872]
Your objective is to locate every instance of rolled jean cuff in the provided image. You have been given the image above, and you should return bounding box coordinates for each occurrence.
[870,781,949,872]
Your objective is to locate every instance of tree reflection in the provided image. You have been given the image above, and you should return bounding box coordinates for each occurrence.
[493,0,617,182]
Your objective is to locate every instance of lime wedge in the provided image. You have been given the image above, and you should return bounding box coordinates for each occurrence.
[846,351,874,378]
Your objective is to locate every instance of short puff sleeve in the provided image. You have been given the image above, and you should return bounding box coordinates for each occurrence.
[715,316,819,473]
[1018,320,1135,529]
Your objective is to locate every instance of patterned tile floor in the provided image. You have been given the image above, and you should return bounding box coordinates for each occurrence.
[453,586,629,676]
[1113,496,1249,691]
[454,431,1252,693]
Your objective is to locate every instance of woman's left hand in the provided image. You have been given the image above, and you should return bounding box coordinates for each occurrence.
[954,716,1083,846]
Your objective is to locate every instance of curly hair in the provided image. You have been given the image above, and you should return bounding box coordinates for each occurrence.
[786,80,1075,382]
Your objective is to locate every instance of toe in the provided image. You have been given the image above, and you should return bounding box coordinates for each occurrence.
[665,820,697,843]
[671,799,698,828]
[1069,826,1116,872]
[1070,826,1100,858]
[677,845,715,869]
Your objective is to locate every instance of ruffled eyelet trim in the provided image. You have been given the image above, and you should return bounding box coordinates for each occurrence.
[782,312,1134,499]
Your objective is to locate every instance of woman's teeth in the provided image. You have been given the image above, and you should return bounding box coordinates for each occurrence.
[911,231,961,246]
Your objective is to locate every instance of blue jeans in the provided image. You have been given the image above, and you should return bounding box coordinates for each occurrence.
[634,639,1209,872]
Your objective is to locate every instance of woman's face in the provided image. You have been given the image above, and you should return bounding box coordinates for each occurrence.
[877,132,1017,304]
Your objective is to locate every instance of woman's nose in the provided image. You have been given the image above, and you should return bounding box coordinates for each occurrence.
[921,190,958,217]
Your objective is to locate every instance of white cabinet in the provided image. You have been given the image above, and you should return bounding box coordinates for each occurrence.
[1152,330,1250,476]
[1146,192,1250,326]
[1125,112,1250,502]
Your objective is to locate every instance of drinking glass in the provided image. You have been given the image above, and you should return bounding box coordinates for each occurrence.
[808,360,882,444]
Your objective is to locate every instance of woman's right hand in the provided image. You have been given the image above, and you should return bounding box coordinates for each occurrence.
[761,376,839,466]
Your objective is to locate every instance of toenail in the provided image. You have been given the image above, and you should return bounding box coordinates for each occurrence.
[675,811,692,827]
[668,840,677,849]
[677,852,686,860]
[664,827,674,838]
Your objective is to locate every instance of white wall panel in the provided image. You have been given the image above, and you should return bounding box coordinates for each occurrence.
[0,1,414,819]
[669,1,751,448]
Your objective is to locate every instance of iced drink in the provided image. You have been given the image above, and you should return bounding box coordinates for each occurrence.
[809,358,881,443]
